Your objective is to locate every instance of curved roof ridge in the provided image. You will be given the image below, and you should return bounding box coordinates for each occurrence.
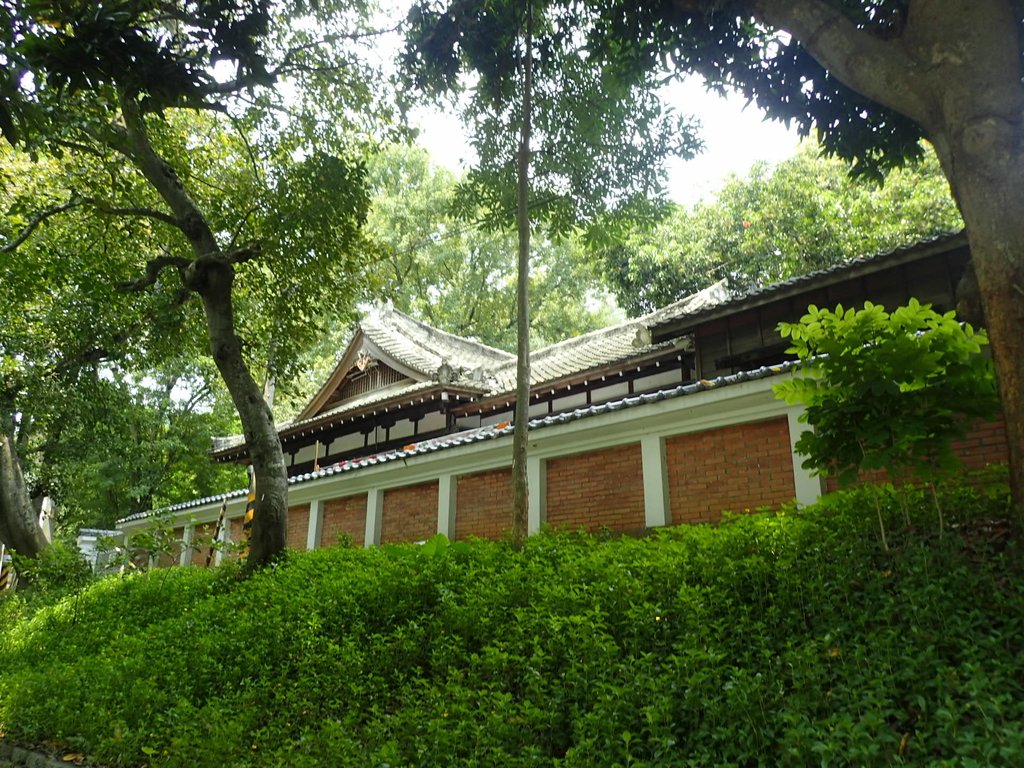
[361,305,515,375]
[487,278,730,377]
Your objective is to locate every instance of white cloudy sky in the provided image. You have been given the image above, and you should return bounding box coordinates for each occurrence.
[408,74,802,207]
[374,0,802,207]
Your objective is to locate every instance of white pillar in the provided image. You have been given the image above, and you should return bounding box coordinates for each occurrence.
[641,434,671,528]
[527,456,546,535]
[365,488,383,547]
[306,498,324,551]
[179,525,194,567]
[437,474,457,539]
[787,406,824,507]
[214,521,228,566]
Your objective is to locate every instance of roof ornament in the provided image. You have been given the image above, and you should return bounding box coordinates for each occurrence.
[436,361,455,385]
[355,350,377,372]
[632,325,653,348]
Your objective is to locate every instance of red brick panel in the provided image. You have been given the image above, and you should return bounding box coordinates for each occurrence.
[666,417,795,524]
[456,469,513,540]
[157,526,185,568]
[546,444,646,533]
[824,417,1009,492]
[287,504,310,550]
[229,516,244,544]
[952,417,1009,470]
[382,482,439,544]
[322,494,367,548]
[188,522,219,567]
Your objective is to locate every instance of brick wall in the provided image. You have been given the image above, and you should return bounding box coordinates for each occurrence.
[382,482,438,544]
[322,494,367,548]
[456,468,512,540]
[824,417,1009,492]
[546,444,646,533]
[287,503,310,550]
[666,417,795,524]
[188,522,219,567]
[952,417,1009,470]
[156,526,185,568]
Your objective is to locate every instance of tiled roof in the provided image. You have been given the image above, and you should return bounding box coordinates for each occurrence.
[651,230,967,332]
[210,230,964,458]
[211,285,728,455]
[486,279,730,392]
[120,360,797,525]
[361,305,515,377]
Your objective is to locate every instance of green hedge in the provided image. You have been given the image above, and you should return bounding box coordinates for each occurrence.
[1,480,1021,767]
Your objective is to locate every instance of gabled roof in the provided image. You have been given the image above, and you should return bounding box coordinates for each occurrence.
[360,307,515,377]
[297,306,514,422]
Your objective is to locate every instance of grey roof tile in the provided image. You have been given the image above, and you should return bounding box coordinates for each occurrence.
[361,305,514,377]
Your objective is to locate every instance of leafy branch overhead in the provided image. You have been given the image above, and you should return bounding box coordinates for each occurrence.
[403,0,702,239]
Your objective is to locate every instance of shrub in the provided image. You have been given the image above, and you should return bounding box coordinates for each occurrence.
[775,300,1001,545]
[10,543,93,598]
[775,299,999,485]
[0,480,1021,767]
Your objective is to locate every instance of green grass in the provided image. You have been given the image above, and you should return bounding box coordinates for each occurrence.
[1,478,1021,767]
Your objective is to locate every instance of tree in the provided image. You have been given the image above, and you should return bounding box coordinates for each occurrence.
[364,144,619,351]
[0,2,389,566]
[404,0,698,541]
[1,143,240,548]
[605,141,962,316]
[585,0,1024,517]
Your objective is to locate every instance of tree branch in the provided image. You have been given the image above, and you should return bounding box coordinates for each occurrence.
[752,0,933,128]
[86,198,179,227]
[117,90,221,258]
[1,199,83,253]
[118,254,191,292]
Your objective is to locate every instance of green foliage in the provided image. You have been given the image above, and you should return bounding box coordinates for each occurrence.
[365,144,619,350]
[0,479,1020,766]
[603,142,962,316]
[775,299,999,485]
[403,0,699,238]
[9,543,92,598]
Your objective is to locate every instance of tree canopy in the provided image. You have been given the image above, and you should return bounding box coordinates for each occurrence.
[604,141,962,316]
[365,144,619,351]
[0,0,393,564]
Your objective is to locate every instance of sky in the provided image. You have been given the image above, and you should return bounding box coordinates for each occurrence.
[408,74,803,208]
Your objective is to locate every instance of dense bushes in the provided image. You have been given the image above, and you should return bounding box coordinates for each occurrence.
[1,479,1020,767]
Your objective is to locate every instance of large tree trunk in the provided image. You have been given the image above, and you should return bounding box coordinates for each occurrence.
[938,140,1024,524]
[511,4,534,546]
[0,421,49,557]
[119,93,289,569]
[753,0,1024,520]
[192,261,288,569]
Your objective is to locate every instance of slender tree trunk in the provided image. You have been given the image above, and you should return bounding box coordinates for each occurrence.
[0,419,49,557]
[511,4,534,545]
